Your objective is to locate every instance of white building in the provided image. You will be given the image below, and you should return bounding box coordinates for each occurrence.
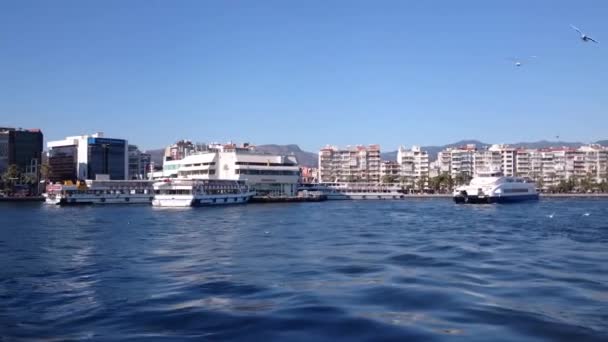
[396,145,429,181]
[152,143,300,196]
[437,144,477,178]
[318,145,381,183]
[47,133,128,181]
[380,160,401,182]
[579,145,608,182]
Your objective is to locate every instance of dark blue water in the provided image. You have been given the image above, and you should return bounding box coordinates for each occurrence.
[1,199,607,341]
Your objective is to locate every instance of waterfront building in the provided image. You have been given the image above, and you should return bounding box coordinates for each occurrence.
[437,144,477,178]
[299,167,318,184]
[318,145,381,183]
[128,145,151,180]
[153,142,300,196]
[47,133,128,182]
[473,144,517,176]
[579,144,608,182]
[380,161,401,182]
[396,145,429,181]
[0,127,43,177]
[515,149,543,181]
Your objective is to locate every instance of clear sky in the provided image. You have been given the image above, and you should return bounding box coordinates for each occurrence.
[1,0,606,151]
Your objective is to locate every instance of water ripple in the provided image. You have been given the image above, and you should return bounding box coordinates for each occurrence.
[1,198,607,341]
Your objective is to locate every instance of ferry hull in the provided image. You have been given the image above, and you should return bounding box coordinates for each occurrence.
[152,193,255,207]
[326,193,408,200]
[453,194,539,204]
[47,195,154,205]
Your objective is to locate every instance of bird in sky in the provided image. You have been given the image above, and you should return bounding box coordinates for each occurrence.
[570,25,599,43]
[507,56,537,67]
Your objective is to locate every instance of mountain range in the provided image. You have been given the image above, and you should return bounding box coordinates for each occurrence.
[145,139,608,168]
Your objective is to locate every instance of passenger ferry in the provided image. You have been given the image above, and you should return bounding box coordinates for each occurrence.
[453,170,539,204]
[152,178,255,207]
[299,182,408,200]
[44,180,155,205]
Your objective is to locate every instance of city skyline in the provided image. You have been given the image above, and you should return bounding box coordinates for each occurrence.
[1,1,607,151]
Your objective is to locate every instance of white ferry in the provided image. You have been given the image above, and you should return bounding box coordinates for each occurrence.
[44,180,155,205]
[299,182,408,200]
[152,178,255,207]
[453,170,539,204]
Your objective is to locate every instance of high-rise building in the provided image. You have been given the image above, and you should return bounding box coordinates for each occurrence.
[579,144,608,182]
[396,145,429,181]
[0,127,43,176]
[318,145,381,183]
[47,133,128,182]
[380,161,401,182]
[437,144,477,178]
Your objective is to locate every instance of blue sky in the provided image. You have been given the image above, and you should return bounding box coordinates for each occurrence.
[1,0,606,151]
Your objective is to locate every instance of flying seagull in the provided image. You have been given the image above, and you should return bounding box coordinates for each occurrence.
[507,56,537,67]
[570,25,599,43]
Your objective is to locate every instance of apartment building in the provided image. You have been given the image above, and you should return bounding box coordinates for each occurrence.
[318,145,381,183]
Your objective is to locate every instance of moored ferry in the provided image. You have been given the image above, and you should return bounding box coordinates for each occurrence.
[152,178,255,207]
[299,182,408,200]
[453,170,539,204]
[44,180,155,205]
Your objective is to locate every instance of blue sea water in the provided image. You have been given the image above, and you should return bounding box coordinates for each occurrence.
[0,199,607,341]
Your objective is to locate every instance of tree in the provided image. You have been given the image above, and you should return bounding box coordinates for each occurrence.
[2,164,21,192]
[381,175,398,184]
[416,176,428,191]
[578,173,596,193]
[40,162,52,182]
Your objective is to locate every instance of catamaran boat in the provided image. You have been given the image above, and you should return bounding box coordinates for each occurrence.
[299,182,409,200]
[453,170,539,204]
[44,180,155,205]
[152,178,255,207]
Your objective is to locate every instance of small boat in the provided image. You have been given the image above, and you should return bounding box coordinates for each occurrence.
[299,182,408,200]
[44,180,155,205]
[453,170,539,204]
[152,178,255,207]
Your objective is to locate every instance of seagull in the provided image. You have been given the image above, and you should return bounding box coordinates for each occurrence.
[570,25,599,43]
[547,212,555,219]
[507,56,537,67]
[582,212,591,217]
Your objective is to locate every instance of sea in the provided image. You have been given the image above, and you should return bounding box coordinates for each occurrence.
[0,198,607,341]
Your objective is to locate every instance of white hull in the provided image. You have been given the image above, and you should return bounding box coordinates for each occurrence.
[45,194,154,205]
[325,192,408,200]
[152,192,255,207]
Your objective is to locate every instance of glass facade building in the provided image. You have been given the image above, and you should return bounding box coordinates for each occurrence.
[87,138,127,180]
[47,134,128,182]
[48,146,77,182]
[0,128,43,175]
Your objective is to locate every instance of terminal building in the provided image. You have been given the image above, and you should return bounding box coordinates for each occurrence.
[151,142,300,196]
[47,133,128,182]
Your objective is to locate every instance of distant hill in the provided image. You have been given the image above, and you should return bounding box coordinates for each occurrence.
[256,144,318,167]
